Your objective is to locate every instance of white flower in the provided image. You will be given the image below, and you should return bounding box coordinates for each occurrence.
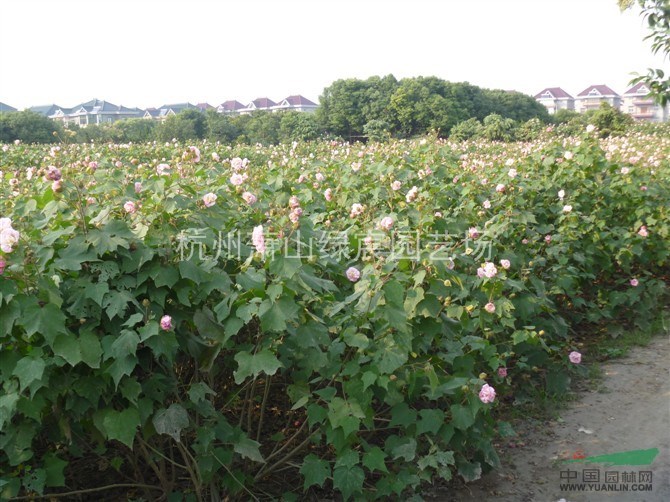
[202,193,217,207]
[562,205,572,213]
[558,189,565,200]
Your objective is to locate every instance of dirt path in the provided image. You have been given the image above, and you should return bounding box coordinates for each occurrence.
[432,334,670,502]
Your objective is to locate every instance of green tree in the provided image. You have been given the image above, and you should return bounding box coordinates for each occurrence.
[206,111,241,143]
[155,109,207,142]
[619,0,670,105]
[0,111,62,143]
[481,113,517,142]
[584,102,634,137]
[449,117,483,141]
[279,111,322,143]
[111,118,157,143]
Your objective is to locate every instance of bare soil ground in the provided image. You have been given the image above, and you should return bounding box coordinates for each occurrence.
[429,334,670,502]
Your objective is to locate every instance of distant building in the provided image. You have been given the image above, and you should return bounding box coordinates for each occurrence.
[30,100,143,126]
[575,85,621,114]
[143,103,199,120]
[217,100,246,114]
[272,95,319,113]
[621,82,668,122]
[0,102,17,113]
[533,88,574,114]
[238,97,278,115]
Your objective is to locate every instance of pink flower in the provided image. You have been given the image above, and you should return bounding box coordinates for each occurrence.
[484,302,496,313]
[620,167,630,175]
[477,262,498,279]
[315,172,325,182]
[638,226,649,237]
[289,196,300,209]
[46,166,62,181]
[88,161,98,170]
[468,227,479,239]
[123,201,137,214]
[252,225,266,254]
[52,180,62,192]
[406,186,419,203]
[115,161,123,168]
[242,192,257,205]
[350,203,364,218]
[0,257,5,274]
[134,182,142,193]
[289,207,303,223]
[346,266,361,282]
[564,151,574,160]
[202,193,217,207]
[545,234,552,244]
[0,219,19,254]
[497,367,507,378]
[495,183,506,193]
[508,168,518,178]
[160,315,173,331]
[640,186,648,191]
[483,200,491,209]
[630,278,639,287]
[187,146,201,162]
[391,180,402,191]
[434,211,443,218]
[479,383,496,404]
[230,173,245,186]
[212,152,220,162]
[379,216,394,231]
[156,163,170,176]
[569,351,582,364]
[500,259,511,269]
[324,188,333,201]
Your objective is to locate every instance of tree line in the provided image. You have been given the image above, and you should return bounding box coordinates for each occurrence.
[0,75,651,145]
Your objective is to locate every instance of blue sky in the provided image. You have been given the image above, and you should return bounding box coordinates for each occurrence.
[0,0,666,110]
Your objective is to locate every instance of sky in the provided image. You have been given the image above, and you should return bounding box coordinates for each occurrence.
[0,0,667,111]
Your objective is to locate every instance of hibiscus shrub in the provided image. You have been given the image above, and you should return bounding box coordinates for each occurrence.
[0,127,668,500]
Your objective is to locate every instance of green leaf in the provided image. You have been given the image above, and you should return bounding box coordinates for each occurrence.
[79,330,103,368]
[179,259,208,285]
[43,452,68,487]
[234,435,264,463]
[363,446,388,473]
[53,239,99,270]
[392,437,417,461]
[18,300,67,344]
[0,393,20,429]
[361,371,377,390]
[12,356,45,391]
[188,382,216,403]
[390,403,417,428]
[110,330,140,359]
[233,349,283,384]
[194,307,231,344]
[106,354,137,388]
[333,465,364,501]
[417,409,445,435]
[343,329,369,349]
[153,266,180,288]
[52,334,82,367]
[260,297,299,332]
[153,404,189,443]
[451,404,475,431]
[0,279,18,305]
[300,454,331,490]
[456,459,482,482]
[383,279,404,308]
[103,290,135,320]
[103,408,140,448]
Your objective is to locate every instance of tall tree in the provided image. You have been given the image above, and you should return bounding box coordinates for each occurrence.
[619,0,670,105]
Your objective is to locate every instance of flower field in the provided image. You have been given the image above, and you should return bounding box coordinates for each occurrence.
[0,125,669,500]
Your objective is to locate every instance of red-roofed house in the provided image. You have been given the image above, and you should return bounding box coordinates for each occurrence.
[239,98,278,114]
[534,87,574,114]
[575,85,621,113]
[621,83,668,122]
[217,100,246,114]
[272,95,319,113]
